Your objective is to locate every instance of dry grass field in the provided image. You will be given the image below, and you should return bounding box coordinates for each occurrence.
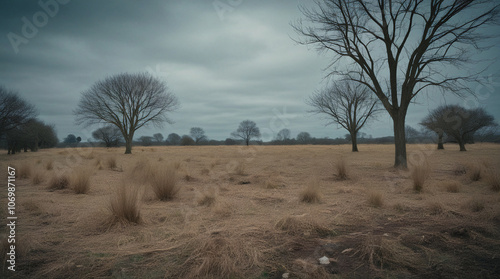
[1,143,500,278]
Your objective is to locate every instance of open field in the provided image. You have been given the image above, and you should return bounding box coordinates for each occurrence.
[1,143,500,278]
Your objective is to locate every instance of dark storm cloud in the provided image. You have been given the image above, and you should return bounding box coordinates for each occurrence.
[1,0,499,142]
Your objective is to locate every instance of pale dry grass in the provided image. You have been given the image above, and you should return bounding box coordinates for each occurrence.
[467,162,483,181]
[45,160,53,170]
[150,164,179,201]
[106,156,117,169]
[109,183,141,225]
[71,168,92,194]
[367,191,384,208]
[31,170,44,185]
[300,178,321,203]
[410,162,430,192]
[18,161,32,179]
[443,181,461,193]
[484,169,500,192]
[4,144,500,278]
[334,156,348,180]
[47,174,69,190]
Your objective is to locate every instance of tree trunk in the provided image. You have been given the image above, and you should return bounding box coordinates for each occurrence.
[393,111,407,168]
[350,131,358,152]
[458,140,467,151]
[437,132,444,150]
[125,137,132,154]
[246,139,249,146]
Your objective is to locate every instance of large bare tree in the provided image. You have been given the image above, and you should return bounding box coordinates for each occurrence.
[307,81,379,152]
[293,0,499,167]
[0,86,37,139]
[75,73,179,154]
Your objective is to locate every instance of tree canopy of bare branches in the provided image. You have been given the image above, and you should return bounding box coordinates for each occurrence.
[293,0,499,167]
[308,81,379,151]
[0,86,37,139]
[74,72,179,154]
[92,125,122,147]
[421,105,496,151]
[190,127,207,144]
[231,120,261,146]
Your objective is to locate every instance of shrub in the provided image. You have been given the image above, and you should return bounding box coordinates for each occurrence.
[109,184,141,224]
[367,191,384,208]
[300,179,321,203]
[335,157,348,180]
[48,174,69,190]
[150,165,179,201]
[410,163,430,192]
[71,169,92,194]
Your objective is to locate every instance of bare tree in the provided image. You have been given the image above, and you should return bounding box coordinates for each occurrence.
[92,125,121,147]
[153,133,164,143]
[0,86,37,139]
[296,132,311,144]
[293,0,499,167]
[231,120,261,146]
[421,105,496,151]
[190,127,207,144]
[276,128,291,141]
[166,133,181,145]
[74,72,179,154]
[308,81,379,151]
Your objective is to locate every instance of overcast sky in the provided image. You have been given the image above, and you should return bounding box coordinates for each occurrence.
[1,0,499,142]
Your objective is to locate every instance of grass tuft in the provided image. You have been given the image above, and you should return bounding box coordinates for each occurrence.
[485,169,500,192]
[367,191,384,208]
[197,187,218,207]
[410,162,430,192]
[47,174,69,190]
[71,168,92,194]
[443,181,461,193]
[468,198,485,212]
[109,184,141,225]
[300,179,321,203]
[45,160,54,170]
[335,157,348,180]
[467,163,482,181]
[31,170,44,185]
[106,156,117,169]
[150,165,179,201]
[18,162,32,179]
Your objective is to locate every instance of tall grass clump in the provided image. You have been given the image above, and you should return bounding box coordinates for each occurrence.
[197,187,218,206]
[31,170,44,185]
[45,160,54,170]
[18,162,32,179]
[47,174,69,190]
[443,181,461,193]
[71,168,92,194]
[109,184,141,225]
[106,156,117,169]
[410,162,430,192]
[367,191,384,208]
[335,157,348,180]
[300,179,321,203]
[485,169,500,192]
[467,163,482,181]
[150,165,179,201]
